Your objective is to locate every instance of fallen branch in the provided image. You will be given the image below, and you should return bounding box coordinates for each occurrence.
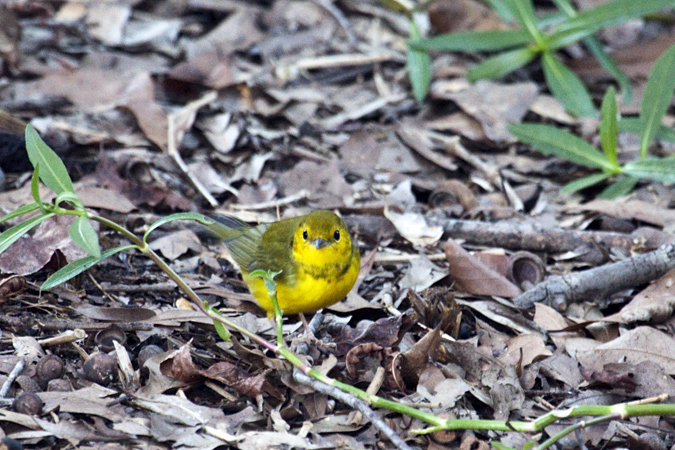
[513,244,675,310]
[425,217,638,256]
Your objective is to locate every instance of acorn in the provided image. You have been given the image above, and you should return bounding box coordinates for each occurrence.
[12,392,43,416]
[36,354,65,390]
[82,353,117,386]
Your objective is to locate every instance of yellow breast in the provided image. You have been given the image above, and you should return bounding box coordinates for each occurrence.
[244,251,360,316]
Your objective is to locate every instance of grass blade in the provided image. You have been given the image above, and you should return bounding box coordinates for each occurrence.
[553,0,675,41]
[25,125,75,195]
[509,0,545,47]
[598,176,637,199]
[468,46,537,81]
[623,158,675,184]
[541,51,596,117]
[409,30,531,52]
[619,118,675,143]
[561,172,612,194]
[509,123,614,170]
[407,20,431,102]
[599,86,618,166]
[639,43,675,158]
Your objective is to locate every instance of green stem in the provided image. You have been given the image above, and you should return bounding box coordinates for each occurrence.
[81,213,675,439]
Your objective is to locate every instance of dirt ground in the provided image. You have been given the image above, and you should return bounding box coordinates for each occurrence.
[1,1,675,449]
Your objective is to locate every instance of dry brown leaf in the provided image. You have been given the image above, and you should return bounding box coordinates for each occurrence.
[500,334,552,367]
[603,268,675,324]
[385,208,443,247]
[444,239,522,297]
[0,214,96,276]
[574,326,675,374]
[430,80,538,142]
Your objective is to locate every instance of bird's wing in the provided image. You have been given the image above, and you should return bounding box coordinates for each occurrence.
[208,215,269,271]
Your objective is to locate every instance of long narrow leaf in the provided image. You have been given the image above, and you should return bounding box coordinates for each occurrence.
[485,0,517,23]
[25,125,75,195]
[541,52,596,117]
[550,0,632,102]
[508,123,614,170]
[509,0,545,47]
[584,37,632,103]
[0,213,55,254]
[598,176,637,199]
[0,203,41,223]
[407,20,431,102]
[639,43,675,158]
[619,118,675,143]
[561,172,612,194]
[552,0,675,42]
[69,215,101,258]
[31,164,40,204]
[623,158,675,184]
[143,212,213,243]
[468,46,537,81]
[599,86,618,166]
[41,245,137,290]
[409,30,531,52]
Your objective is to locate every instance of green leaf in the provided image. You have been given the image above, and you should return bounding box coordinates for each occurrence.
[639,43,675,158]
[467,46,537,81]
[552,0,675,45]
[491,442,517,450]
[584,37,632,103]
[409,30,532,52]
[55,191,84,210]
[509,0,545,47]
[69,215,101,258]
[549,0,632,102]
[143,212,213,244]
[250,269,282,295]
[31,164,41,204]
[619,118,675,143]
[623,158,675,184]
[485,0,517,23]
[25,125,75,195]
[204,303,232,342]
[407,20,431,102]
[0,203,41,223]
[508,123,614,170]
[41,245,136,290]
[599,86,619,166]
[541,51,596,117]
[598,176,637,199]
[561,172,613,194]
[0,213,55,254]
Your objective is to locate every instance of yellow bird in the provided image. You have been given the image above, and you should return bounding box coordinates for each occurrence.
[208,210,360,316]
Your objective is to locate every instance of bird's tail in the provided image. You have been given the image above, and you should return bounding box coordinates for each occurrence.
[207,214,250,240]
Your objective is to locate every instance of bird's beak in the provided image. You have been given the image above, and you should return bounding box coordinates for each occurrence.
[310,238,330,249]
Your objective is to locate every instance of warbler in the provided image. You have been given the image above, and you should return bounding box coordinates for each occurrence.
[208,210,360,316]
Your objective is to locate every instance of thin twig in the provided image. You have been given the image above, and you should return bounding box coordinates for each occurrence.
[0,357,24,398]
[293,369,418,450]
[167,91,220,207]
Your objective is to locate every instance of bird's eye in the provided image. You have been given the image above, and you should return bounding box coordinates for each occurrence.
[333,229,340,241]
[302,229,308,241]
